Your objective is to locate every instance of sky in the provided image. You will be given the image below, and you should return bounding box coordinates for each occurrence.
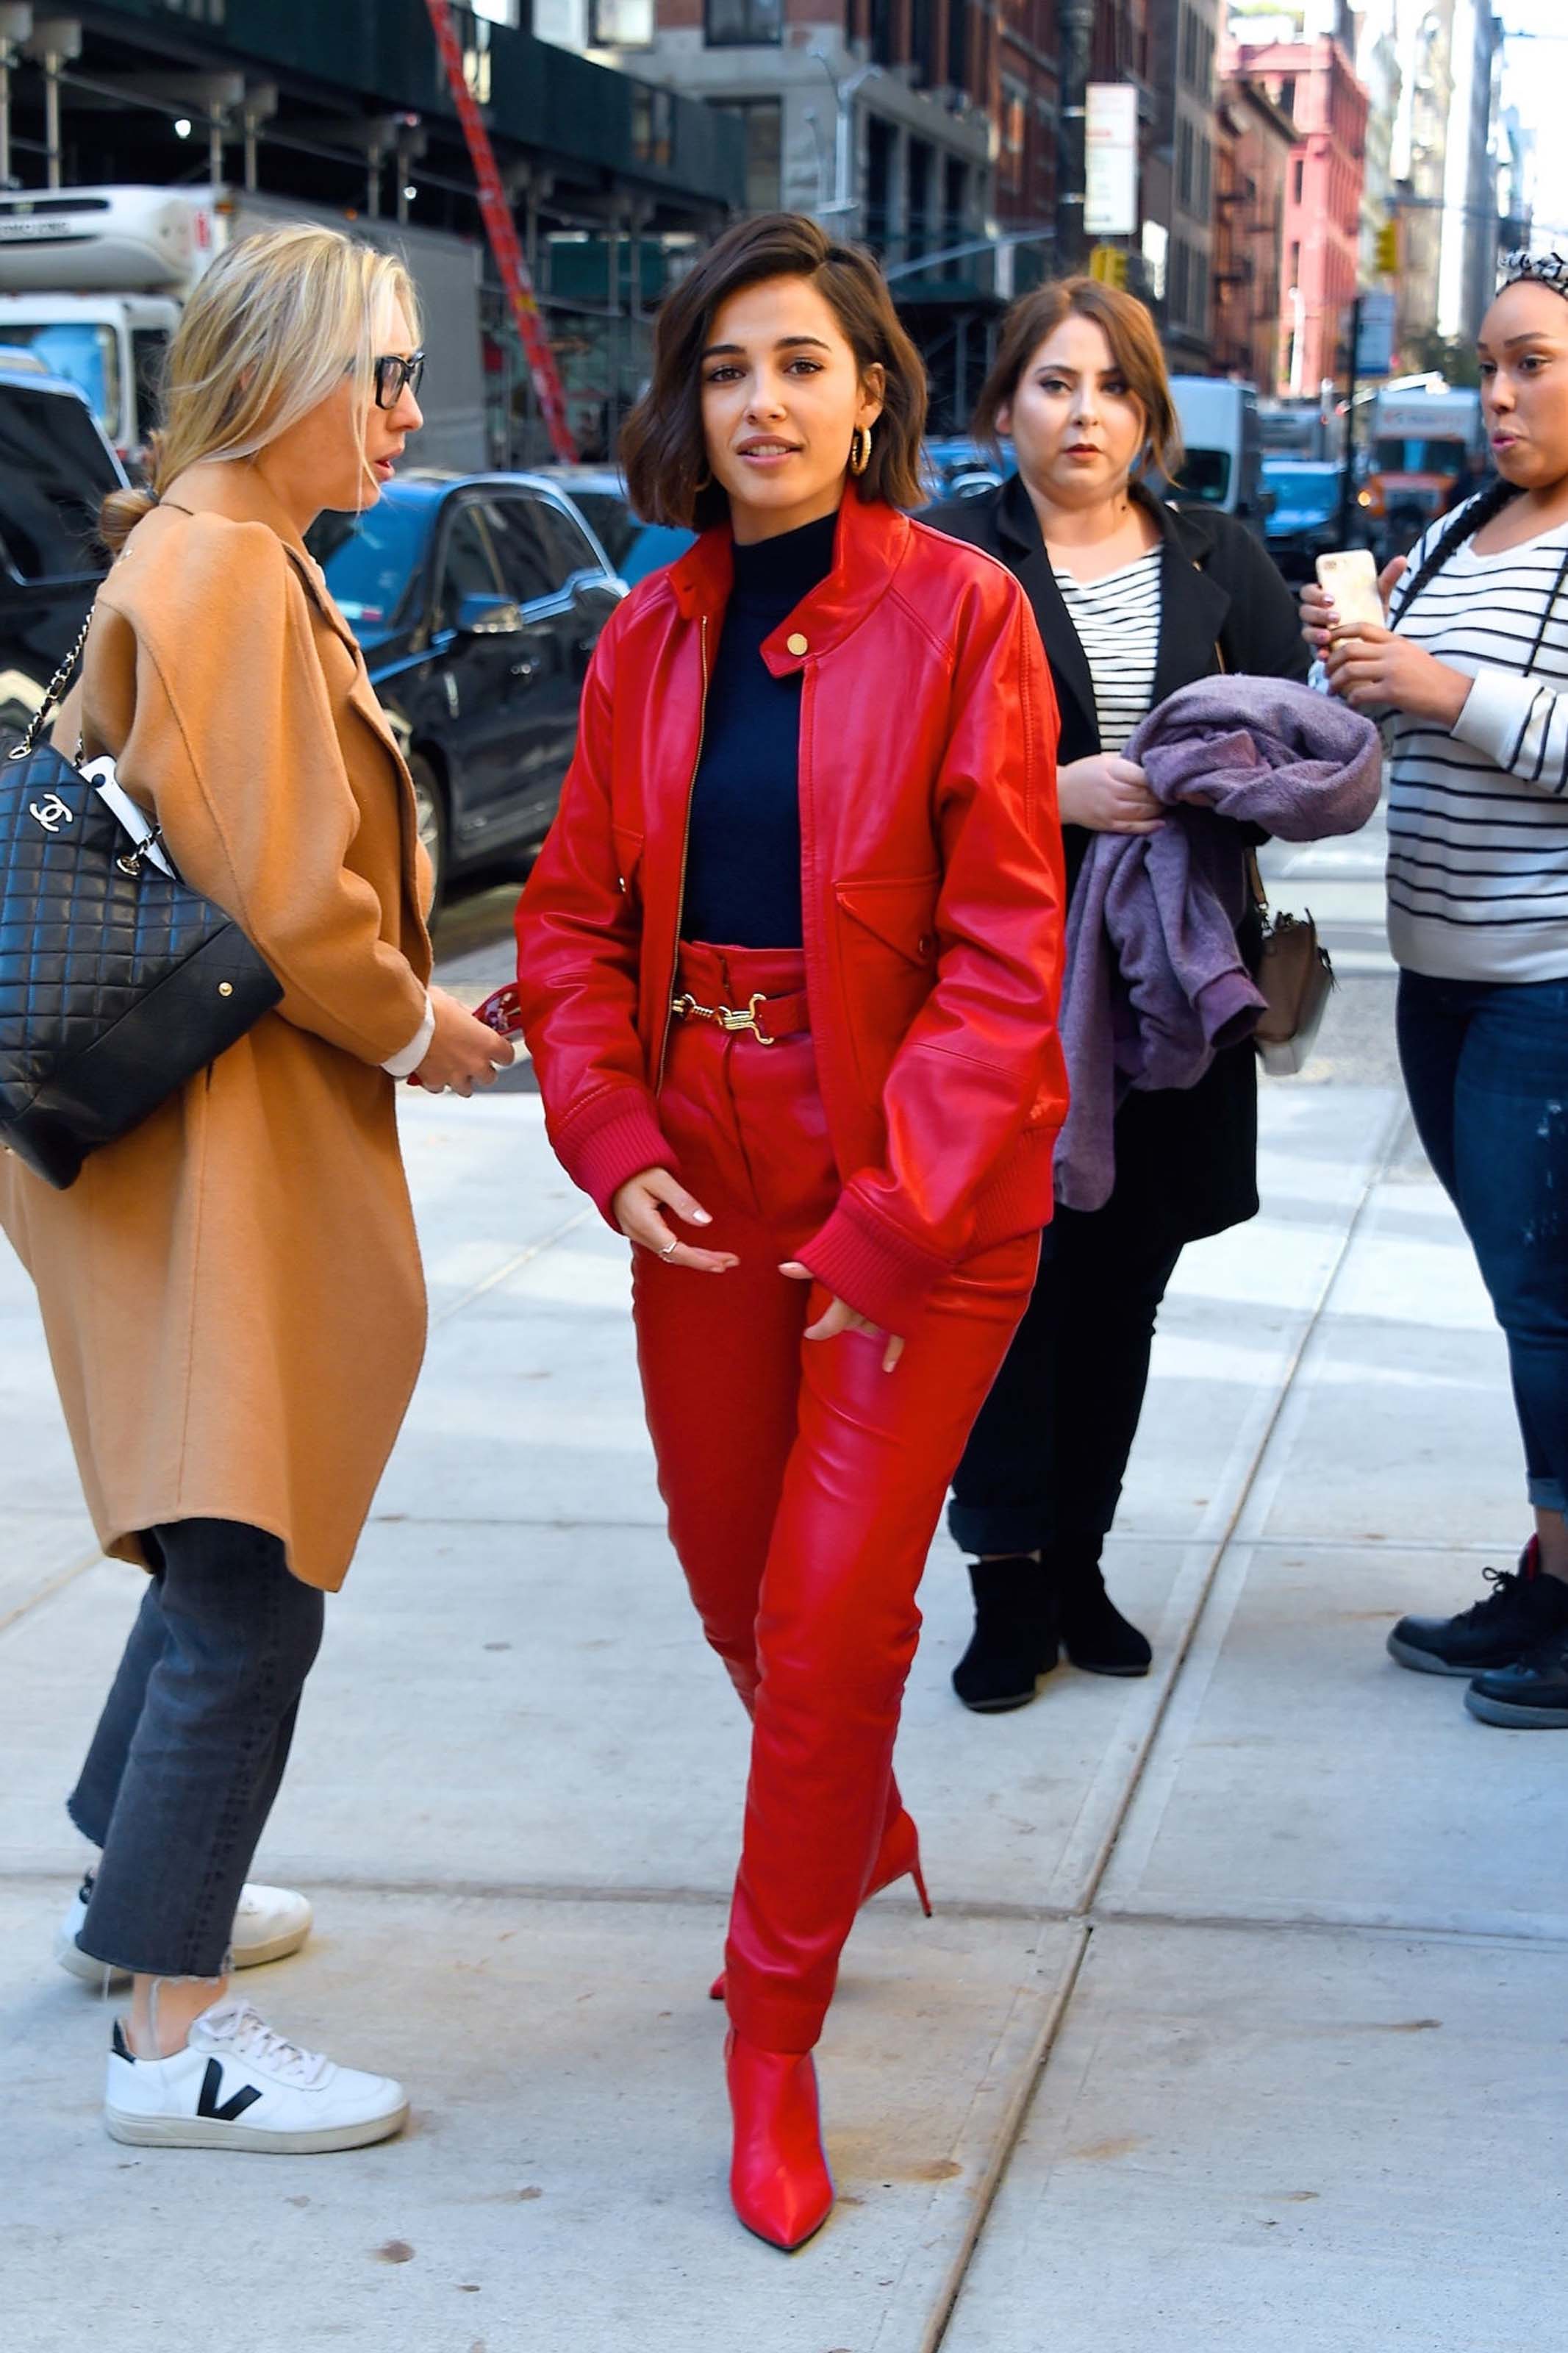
[1500,0,1568,252]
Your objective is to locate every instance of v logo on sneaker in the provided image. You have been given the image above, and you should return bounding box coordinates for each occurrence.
[196,2059,263,2123]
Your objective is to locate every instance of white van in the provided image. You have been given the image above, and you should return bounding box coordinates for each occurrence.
[0,184,487,473]
[1167,376,1270,534]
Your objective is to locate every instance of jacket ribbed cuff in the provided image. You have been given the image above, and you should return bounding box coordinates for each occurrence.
[554,1087,678,1224]
[795,1190,954,1336]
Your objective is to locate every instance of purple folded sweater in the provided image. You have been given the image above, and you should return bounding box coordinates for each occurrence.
[1056,676,1381,1212]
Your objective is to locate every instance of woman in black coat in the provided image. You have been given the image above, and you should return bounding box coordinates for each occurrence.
[928,279,1309,1710]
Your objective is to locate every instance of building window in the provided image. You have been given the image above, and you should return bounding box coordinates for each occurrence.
[720,98,781,210]
[912,0,937,90]
[589,0,654,40]
[1198,132,1211,218]
[1170,235,1190,326]
[1001,76,1028,199]
[630,83,673,168]
[704,0,782,45]
[947,0,968,94]
[1277,74,1296,120]
[1292,155,1304,205]
[1176,115,1195,211]
[1288,238,1300,288]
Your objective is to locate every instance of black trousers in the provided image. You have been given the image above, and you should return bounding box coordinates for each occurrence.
[947,1199,1183,1563]
[67,1521,324,1979]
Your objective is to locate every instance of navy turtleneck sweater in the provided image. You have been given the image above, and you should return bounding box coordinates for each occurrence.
[680,509,838,950]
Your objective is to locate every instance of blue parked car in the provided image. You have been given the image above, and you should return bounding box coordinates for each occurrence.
[311,470,626,912]
[531,465,696,587]
[1261,457,1348,585]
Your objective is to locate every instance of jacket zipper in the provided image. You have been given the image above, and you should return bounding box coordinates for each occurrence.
[654,612,709,1093]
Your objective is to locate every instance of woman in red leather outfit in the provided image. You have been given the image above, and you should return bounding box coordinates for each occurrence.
[515,214,1067,2250]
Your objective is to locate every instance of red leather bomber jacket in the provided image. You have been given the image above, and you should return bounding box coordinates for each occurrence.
[514,490,1068,1333]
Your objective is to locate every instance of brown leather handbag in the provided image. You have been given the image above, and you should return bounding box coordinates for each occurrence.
[1247,851,1335,1076]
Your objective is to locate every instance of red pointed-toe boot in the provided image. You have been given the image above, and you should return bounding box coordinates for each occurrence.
[725,2029,834,2251]
[709,1807,930,2001]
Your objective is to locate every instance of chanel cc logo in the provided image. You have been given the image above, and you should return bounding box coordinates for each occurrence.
[29,793,71,834]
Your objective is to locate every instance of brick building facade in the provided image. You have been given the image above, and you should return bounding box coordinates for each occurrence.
[1225,32,1367,396]
[1212,70,1294,390]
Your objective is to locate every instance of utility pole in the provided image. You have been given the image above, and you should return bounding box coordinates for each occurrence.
[1056,0,1097,276]
[1336,289,1362,549]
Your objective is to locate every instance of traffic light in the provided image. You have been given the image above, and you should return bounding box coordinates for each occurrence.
[1374,217,1400,276]
[1088,243,1128,288]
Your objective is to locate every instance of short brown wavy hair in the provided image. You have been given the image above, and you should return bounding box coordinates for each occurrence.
[621,213,928,529]
[972,278,1182,480]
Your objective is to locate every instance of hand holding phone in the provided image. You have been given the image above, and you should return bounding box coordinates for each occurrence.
[1315,548,1385,633]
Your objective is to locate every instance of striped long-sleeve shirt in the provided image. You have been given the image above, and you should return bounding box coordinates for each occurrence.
[1053,547,1163,755]
[1386,501,1568,981]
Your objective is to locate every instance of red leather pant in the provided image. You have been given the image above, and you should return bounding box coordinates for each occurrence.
[634,943,1038,2053]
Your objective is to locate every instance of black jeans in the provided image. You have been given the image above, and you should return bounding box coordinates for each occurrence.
[1397,968,1568,1521]
[948,1202,1183,1563]
[68,1521,324,1978]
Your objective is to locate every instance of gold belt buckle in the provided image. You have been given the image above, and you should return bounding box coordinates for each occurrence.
[670,990,777,1046]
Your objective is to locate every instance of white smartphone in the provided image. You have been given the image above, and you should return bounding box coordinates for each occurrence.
[1315,548,1384,630]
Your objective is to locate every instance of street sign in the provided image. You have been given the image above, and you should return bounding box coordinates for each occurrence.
[1085,84,1138,239]
[1355,290,1396,378]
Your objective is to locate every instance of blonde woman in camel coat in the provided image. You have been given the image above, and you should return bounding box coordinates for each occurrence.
[0,226,511,2154]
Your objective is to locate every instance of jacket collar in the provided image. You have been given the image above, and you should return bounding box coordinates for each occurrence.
[160,460,362,660]
[993,472,1232,747]
[668,493,912,675]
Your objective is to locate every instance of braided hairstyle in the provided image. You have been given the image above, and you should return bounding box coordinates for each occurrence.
[1390,474,1521,629]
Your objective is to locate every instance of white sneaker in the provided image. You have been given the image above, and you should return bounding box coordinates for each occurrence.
[104,1997,409,2153]
[56,1877,313,1990]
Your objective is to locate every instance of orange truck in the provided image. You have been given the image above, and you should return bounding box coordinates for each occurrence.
[1359,384,1486,560]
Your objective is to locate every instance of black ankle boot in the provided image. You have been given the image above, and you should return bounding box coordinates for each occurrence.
[952,1557,1058,1712]
[1053,1552,1152,1677]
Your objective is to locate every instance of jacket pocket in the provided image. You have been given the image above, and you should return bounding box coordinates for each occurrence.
[611,824,645,904]
[834,874,941,966]
[834,873,941,1093]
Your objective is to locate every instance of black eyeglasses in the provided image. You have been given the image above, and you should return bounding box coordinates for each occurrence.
[373,350,426,410]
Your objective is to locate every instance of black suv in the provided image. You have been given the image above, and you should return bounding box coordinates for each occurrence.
[0,352,124,732]
[313,471,626,910]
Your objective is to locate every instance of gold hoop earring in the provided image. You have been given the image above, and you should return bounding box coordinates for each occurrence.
[694,467,713,494]
[848,424,873,478]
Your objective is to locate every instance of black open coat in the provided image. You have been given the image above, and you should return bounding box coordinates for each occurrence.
[927,473,1311,1247]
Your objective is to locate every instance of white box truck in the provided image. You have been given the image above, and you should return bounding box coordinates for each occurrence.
[0,184,487,472]
[1166,376,1271,533]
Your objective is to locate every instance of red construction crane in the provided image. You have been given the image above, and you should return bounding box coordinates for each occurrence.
[423,0,578,462]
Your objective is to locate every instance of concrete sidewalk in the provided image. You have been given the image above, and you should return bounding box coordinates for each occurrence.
[1,1038,1564,2349]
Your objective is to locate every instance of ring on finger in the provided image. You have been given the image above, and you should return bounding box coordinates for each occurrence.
[659,1238,679,1260]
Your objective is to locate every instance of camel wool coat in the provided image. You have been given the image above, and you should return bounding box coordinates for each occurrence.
[0,462,434,1591]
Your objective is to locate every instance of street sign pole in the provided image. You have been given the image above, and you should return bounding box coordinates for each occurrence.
[1336,290,1362,549]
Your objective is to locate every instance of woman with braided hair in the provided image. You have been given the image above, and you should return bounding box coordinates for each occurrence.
[1303,251,1568,1729]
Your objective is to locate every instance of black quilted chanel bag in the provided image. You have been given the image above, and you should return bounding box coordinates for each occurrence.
[0,607,282,1189]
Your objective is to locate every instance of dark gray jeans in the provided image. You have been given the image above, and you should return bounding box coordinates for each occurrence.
[68,1520,324,1979]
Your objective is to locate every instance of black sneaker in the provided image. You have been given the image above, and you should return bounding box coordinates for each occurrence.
[1466,1624,1568,1727]
[1386,1540,1568,1677]
[953,1558,1057,1713]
